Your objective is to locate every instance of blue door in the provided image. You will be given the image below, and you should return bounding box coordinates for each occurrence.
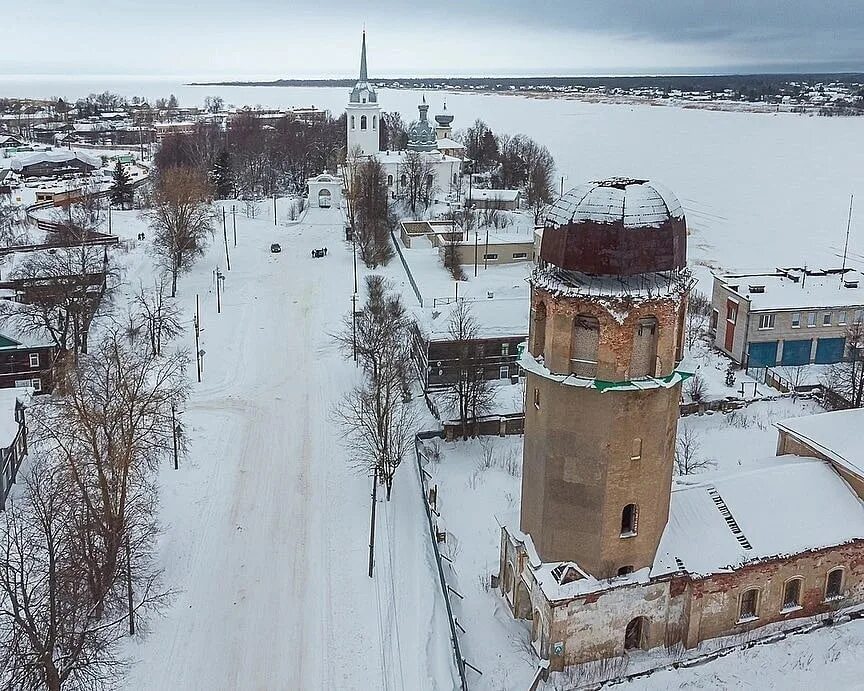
[815,338,846,364]
[781,339,812,366]
[748,341,778,367]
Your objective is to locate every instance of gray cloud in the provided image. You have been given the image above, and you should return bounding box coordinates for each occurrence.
[1,1,862,76]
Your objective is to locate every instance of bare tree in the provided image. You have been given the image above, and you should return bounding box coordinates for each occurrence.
[674,427,714,475]
[335,276,415,498]
[346,157,393,268]
[685,290,712,349]
[0,244,112,356]
[445,301,495,440]
[823,319,864,408]
[30,331,188,617]
[400,151,437,215]
[441,227,466,281]
[146,166,215,297]
[0,457,130,691]
[130,276,184,356]
[0,194,29,247]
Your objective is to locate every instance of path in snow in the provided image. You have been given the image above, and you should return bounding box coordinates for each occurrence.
[118,204,454,690]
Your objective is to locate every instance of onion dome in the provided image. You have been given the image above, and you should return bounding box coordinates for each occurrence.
[407,96,438,152]
[541,178,687,276]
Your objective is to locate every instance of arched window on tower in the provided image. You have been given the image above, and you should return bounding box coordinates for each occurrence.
[387,174,393,187]
[373,115,377,130]
[400,174,407,187]
[350,115,355,130]
[532,302,547,358]
[631,316,658,378]
[360,115,368,130]
[571,314,600,377]
[620,504,638,536]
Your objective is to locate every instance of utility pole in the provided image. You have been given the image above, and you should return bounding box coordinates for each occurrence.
[484,227,490,270]
[195,294,201,383]
[108,204,112,234]
[222,207,231,271]
[232,204,237,247]
[172,402,179,470]
[352,293,357,362]
[216,268,223,314]
[126,536,135,635]
[841,194,854,288]
[368,468,378,578]
[273,194,277,226]
[473,225,478,277]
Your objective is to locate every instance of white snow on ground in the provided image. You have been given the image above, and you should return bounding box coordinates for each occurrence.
[99,203,455,690]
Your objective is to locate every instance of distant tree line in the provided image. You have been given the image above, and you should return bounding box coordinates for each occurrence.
[153,110,346,200]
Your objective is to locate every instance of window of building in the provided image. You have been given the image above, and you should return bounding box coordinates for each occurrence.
[630,438,642,461]
[620,504,638,537]
[387,175,393,186]
[31,378,41,392]
[726,302,738,323]
[791,312,801,328]
[781,577,803,611]
[512,252,527,259]
[29,353,39,368]
[823,312,833,326]
[807,313,817,328]
[839,311,848,325]
[631,316,658,378]
[748,285,765,294]
[499,366,509,379]
[711,309,719,331]
[624,617,646,650]
[360,115,367,130]
[571,314,600,377]
[426,173,433,188]
[501,343,510,356]
[758,314,775,330]
[350,115,355,130]
[855,309,864,324]
[825,568,844,600]
[483,253,498,260]
[400,174,407,187]
[533,303,547,358]
[533,387,540,410]
[14,380,29,388]
[617,565,634,577]
[738,588,759,621]
[372,115,377,130]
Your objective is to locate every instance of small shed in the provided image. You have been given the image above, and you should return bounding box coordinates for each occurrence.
[466,188,521,210]
[307,173,343,209]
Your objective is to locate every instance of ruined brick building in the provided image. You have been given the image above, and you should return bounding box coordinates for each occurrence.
[500,178,864,670]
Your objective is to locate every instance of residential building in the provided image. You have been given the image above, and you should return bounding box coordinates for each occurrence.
[11,150,101,178]
[0,331,59,393]
[466,189,521,211]
[711,268,864,368]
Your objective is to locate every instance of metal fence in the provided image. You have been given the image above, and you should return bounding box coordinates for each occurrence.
[413,431,468,690]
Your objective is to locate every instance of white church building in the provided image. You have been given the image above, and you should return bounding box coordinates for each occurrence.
[346,32,463,200]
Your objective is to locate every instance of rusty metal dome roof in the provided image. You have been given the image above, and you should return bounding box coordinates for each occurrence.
[541,178,687,276]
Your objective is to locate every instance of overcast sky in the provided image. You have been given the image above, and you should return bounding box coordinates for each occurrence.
[3,1,862,78]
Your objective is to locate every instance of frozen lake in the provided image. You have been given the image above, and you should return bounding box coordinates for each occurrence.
[3,75,863,270]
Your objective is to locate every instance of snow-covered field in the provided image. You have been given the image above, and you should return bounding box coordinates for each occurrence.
[102,203,455,690]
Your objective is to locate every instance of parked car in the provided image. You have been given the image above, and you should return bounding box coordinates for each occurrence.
[270,243,281,253]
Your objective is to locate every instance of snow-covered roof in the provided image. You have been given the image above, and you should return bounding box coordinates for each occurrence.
[374,150,462,165]
[776,408,864,479]
[0,388,25,449]
[424,296,528,340]
[716,268,864,312]
[467,189,521,203]
[653,456,864,578]
[435,137,465,150]
[11,150,101,171]
[545,178,684,229]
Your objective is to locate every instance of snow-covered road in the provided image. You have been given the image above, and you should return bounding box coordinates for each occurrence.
[117,204,456,690]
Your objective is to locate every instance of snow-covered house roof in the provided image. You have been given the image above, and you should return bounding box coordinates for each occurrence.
[466,189,521,203]
[652,456,864,578]
[11,150,101,171]
[776,408,864,479]
[0,388,26,449]
[435,137,465,150]
[424,296,528,341]
[715,268,864,312]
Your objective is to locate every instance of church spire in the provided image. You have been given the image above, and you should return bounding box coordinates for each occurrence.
[359,31,368,82]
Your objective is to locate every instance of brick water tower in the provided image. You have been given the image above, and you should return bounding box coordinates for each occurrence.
[519,178,691,579]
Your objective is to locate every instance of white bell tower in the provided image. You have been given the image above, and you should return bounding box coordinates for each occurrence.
[346,31,381,157]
